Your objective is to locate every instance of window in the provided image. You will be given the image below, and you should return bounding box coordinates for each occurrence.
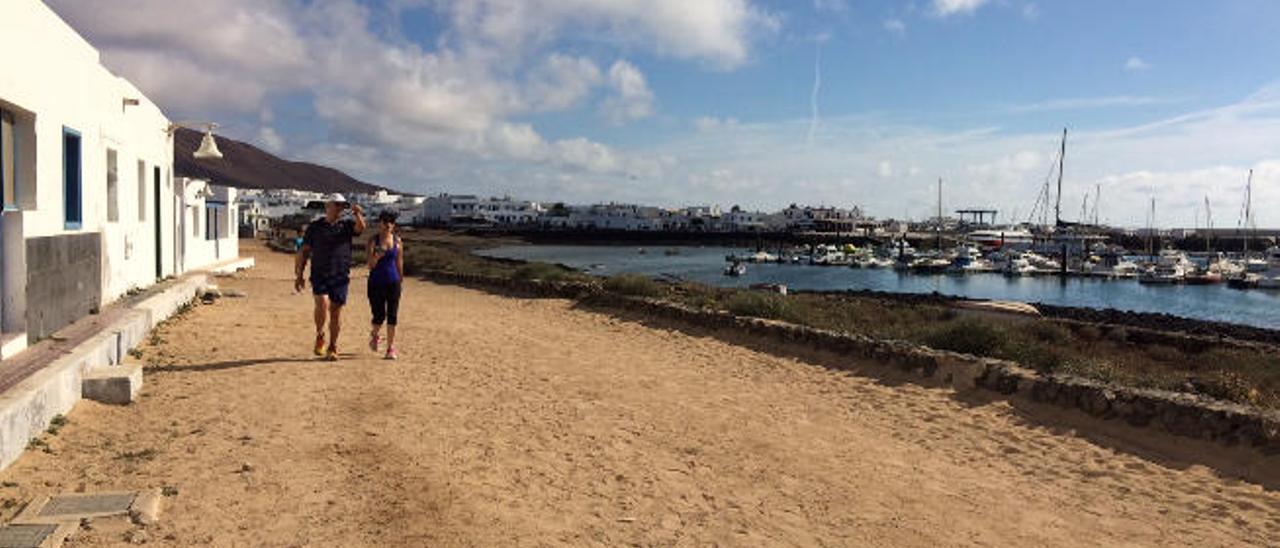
[62,128,82,229]
[106,148,119,222]
[137,160,146,221]
[1,109,14,210]
[205,204,221,241]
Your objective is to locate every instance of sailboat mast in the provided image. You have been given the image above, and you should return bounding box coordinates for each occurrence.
[936,177,943,250]
[1204,196,1212,253]
[1093,183,1101,226]
[1054,127,1067,228]
[1245,169,1253,255]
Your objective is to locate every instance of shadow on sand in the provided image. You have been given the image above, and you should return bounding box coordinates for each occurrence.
[147,356,329,374]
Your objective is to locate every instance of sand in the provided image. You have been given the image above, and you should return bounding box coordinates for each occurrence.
[1,242,1277,547]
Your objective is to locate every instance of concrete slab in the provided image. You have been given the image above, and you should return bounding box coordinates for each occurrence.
[82,364,143,405]
[12,491,138,524]
[0,522,76,548]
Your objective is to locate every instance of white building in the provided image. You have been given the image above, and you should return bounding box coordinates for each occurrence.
[421,194,481,226]
[0,1,240,357]
[475,196,544,226]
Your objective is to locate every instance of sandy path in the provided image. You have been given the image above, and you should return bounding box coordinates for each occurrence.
[1,243,1278,547]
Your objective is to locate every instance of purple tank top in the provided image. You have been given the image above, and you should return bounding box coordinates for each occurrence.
[369,237,401,285]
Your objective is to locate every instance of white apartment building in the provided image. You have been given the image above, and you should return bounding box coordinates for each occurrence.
[0,1,240,357]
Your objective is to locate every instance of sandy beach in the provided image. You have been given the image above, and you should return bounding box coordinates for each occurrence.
[1,243,1277,547]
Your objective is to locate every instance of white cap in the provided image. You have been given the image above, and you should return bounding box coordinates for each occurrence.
[326,193,347,203]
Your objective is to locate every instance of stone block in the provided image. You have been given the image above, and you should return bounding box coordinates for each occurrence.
[82,364,143,405]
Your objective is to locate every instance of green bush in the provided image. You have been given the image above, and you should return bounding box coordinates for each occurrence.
[725,291,794,321]
[603,273,665,298]
[921,320,1005,357]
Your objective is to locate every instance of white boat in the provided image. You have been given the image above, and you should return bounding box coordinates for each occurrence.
[968,228,1035,251]
[724,262,747,277]
[1138,249,1193,284]
[1110,259,1142,278]
[1237,247,1280,289]
[1003,257,1038,277]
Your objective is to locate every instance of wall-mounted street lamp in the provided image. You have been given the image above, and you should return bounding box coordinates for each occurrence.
[166,121,223,160]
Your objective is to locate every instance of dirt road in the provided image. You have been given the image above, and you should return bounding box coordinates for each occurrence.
[2,244,1278,546]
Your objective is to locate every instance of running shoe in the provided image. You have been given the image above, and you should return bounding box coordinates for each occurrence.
[314,333,326,356]
[369,333,381,352]
[385,347,398,360]
[326,346,340,362]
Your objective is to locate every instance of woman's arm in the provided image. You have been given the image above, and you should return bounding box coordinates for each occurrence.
[396,237,405,278]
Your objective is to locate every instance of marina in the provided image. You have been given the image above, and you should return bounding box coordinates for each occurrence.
[477,243,1280,329]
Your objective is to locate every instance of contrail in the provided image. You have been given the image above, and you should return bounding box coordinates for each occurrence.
[807,41,822,145]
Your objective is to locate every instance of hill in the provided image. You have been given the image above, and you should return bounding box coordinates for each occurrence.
[173,127,399,195]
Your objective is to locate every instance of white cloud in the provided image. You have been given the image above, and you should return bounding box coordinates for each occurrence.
[1008,95,1175,114]
[932,0,990,17]
[877,160,895,178]
[883,18,906,34]
[440,0,780,69]
[257,127,286,153]
[1125,56,1151,71]
[48,0,732,181]
[525,54,603,111]
[695,116,740,132]
[601,60,656,125]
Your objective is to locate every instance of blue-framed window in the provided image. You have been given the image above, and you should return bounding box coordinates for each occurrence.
[63,127,82,229]
[1,109,15,211]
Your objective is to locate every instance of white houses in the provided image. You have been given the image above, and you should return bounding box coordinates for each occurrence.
[0,1,241,357]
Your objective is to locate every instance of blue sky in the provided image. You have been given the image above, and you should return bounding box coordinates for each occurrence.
[49,0,1280,227]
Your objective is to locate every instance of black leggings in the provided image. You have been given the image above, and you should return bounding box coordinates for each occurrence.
[368,282,402,326]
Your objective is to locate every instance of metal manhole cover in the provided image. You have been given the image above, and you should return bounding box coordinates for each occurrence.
[37,492,135,518]
[0,524,58,548]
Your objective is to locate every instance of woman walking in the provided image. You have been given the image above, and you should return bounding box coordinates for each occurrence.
[367,211,404,360]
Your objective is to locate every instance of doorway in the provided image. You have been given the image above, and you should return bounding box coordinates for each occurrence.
[153,166,161,279]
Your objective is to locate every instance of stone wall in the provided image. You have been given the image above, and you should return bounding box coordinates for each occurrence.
[417,268,1280,454]
[25,233,102,342]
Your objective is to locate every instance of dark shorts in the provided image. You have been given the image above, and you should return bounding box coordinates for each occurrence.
[311,276,350,306]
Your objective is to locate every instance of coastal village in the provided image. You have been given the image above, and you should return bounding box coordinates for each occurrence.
[0,1,1278,546]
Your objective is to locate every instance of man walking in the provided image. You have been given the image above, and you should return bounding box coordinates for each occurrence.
[295,194,366,361]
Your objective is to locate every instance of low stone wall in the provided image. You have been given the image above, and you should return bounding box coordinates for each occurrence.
[418,269,1280,454]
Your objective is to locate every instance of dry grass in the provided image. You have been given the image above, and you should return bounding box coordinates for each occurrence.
[400,235,1280,409]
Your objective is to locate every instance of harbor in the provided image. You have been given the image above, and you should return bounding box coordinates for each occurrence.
[478,243,1280,329]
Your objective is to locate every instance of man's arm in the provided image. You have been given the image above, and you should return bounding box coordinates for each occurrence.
[351,204,366,236]
[294,244,311,292]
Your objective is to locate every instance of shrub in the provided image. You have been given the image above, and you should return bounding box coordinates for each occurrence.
[921,320,1005,357]
[725,291,795,321]
[1023,321,1070,344]
[603,274,665,298]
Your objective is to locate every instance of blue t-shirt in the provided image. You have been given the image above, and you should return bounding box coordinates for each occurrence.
[304,218,356,281]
